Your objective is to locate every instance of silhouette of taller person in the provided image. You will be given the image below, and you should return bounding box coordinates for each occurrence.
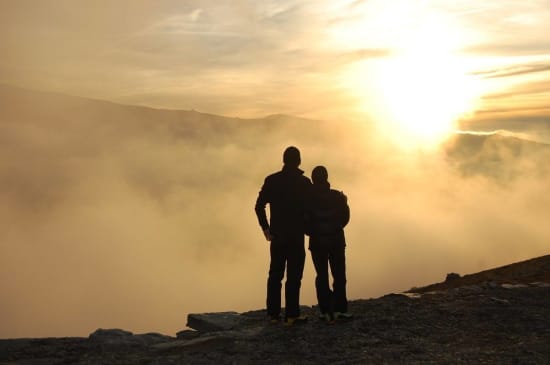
[255,146,312,325]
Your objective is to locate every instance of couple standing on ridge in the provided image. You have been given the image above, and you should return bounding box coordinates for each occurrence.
[255,146,351,325]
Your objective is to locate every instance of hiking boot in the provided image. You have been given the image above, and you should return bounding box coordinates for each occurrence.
[334,312,353,320]
[320,313,335,324]
[285,315,308,326]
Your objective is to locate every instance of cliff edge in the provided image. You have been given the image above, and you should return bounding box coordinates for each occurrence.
[1,255,549,364]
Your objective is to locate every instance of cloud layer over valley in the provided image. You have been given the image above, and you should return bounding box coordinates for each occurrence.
[1,85,549,338]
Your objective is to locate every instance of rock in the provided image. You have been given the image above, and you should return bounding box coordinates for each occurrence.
[489,297,510,304]
[134,332,174,345]
[485,281,500,289]
[88,329,172,346]
[187,311,250,332]
[529,282,550,287]
[501,283,529,289]
[445,273,461,282]
[176,329,200,340]
[461,285,483,293]
[89,328,134,344]
[153,335,234,352]
[398,292,422,299]
[3,255,549,364]
[2,283,550,364]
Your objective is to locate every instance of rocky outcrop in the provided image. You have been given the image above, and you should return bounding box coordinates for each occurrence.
[409,254,550,293]
[186,311,253,332]
[1,255,549,364]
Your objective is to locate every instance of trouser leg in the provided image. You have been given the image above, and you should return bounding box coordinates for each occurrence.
[329,245,348,313]
[284,237,305,318]
[311,246,332,315]
[266,242,285,317]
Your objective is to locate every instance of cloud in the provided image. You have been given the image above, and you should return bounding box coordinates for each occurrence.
[0,1,391,120]
[458,114,550,144]
[189,8,203,22]
[472,63,550,79]
[1,85,549,338]
[481,80,550,99]
[464,43,550,57]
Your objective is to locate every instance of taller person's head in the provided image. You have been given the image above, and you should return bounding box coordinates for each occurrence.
[283,146,301,168]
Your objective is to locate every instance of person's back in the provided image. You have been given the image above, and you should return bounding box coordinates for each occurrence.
[306,165,351,321]
[307,185,349,246]
[258,166,310,238]
[255,146,312,324]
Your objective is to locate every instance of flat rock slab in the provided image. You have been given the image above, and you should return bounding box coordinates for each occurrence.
[187,312,250,332]
[153,335,235,352]
[88,329,173,346]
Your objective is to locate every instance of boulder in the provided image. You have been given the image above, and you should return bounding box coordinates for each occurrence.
[445,273,461,282]
[89,329,173,346]
[176,329,201,340]
[134,332,174,345]
[89,329,135,345]
[187,311,250,332]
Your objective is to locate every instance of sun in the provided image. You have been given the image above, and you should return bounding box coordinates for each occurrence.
[372,47,479,147]
[333,1,482,148]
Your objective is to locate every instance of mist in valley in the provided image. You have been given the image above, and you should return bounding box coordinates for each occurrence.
[1,85,549,338]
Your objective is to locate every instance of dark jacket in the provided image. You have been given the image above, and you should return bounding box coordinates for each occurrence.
[255,165,312,238]
[305,182,350,248]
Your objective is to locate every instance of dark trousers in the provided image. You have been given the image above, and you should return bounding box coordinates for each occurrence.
[266,235,305,319]
[310,242,347,315]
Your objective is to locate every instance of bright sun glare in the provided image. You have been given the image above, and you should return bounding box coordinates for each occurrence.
[335,1,482,147]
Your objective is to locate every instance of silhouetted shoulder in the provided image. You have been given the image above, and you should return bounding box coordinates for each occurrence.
[264,170,283,183]
[329,189,348,204]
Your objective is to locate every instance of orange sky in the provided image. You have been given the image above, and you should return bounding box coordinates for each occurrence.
[1,0,550,142]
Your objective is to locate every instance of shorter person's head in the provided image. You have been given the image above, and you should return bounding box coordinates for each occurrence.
[312,165,328,185]
[283,146,301,167]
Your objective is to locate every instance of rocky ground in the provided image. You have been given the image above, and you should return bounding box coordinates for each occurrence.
[1,256,549,364]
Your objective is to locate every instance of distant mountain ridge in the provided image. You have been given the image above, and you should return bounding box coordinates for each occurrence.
[2,83,548,151]
[444,131,550,182]
[0,83,317,124]
[3,83,549,187]
[0,83,335,148]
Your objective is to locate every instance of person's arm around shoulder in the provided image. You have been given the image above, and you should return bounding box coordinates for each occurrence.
[338,190,350,228]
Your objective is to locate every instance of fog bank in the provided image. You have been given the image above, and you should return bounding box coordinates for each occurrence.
[1,85,549,338]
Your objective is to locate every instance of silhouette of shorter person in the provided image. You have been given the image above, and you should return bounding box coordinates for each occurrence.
[255,147,312,324]
[306,165,351,322]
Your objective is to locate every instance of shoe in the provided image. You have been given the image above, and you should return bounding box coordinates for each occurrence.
[268,315,281,324]
[320,313,335,324]
[334,312,353,320]
[285,315,308,326]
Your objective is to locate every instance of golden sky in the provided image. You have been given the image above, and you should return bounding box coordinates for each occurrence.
[1,0,550,142]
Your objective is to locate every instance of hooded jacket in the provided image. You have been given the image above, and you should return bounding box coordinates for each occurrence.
[305,182,350,248]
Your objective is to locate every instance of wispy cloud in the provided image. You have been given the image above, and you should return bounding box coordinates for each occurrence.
[465,43,550,57]
[482,80,550,99]
[1,0,550,123]
[473,63,550,79]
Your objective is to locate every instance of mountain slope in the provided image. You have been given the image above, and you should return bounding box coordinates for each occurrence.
[410,254,550,293]
[444,132,550,182]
